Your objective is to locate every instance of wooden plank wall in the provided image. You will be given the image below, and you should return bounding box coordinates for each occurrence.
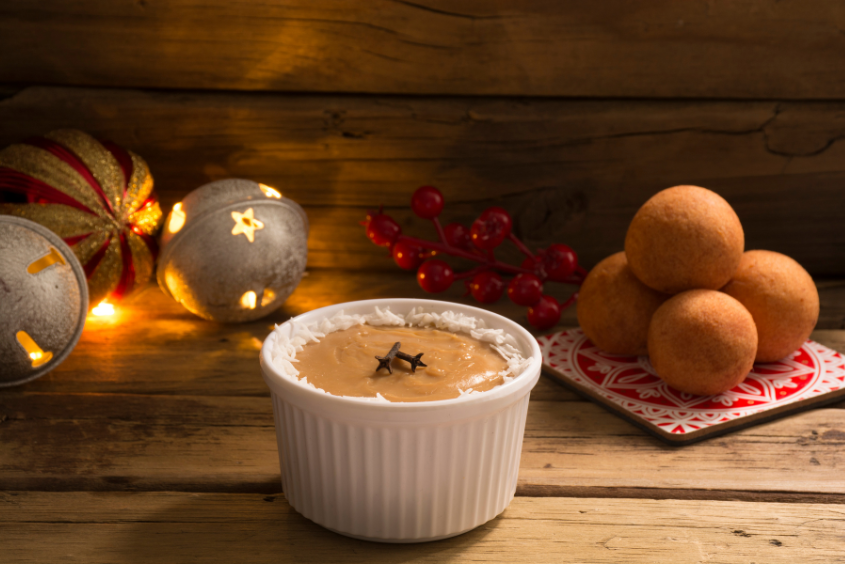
[1,1,845,274]
[3,1,845,98]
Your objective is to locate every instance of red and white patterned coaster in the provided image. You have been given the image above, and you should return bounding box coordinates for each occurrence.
[538,329,845,444]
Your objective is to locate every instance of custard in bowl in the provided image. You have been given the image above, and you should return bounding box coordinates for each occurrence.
[260,298,542,542]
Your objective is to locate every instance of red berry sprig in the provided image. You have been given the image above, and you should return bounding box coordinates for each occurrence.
[362,187,586,330]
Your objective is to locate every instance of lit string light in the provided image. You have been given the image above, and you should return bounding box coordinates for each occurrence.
[92,301,115,316]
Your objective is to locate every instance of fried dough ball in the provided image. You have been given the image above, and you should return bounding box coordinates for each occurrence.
[721,250,819,362]
[577,252,669,355]
[648,290,757,396]
[625,185,744,293]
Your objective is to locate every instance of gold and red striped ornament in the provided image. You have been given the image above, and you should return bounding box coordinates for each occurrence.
[0,129,163,307]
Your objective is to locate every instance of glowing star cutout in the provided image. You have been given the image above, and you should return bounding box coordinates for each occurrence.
[259,184,282,199]
[92,301,115,316]
[16,331,53,367]
[231,208,264,243]
[168,203,186,233]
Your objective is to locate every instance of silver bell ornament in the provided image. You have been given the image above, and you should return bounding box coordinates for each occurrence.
[157,179,309,322]
[0,216,88,387]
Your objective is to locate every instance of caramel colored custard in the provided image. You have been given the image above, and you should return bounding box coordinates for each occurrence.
[295,325,511,402]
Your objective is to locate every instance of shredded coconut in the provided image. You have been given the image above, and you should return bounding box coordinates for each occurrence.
[267,306,531,402]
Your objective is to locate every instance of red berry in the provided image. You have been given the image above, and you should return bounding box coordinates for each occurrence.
[527,295,561,330]
[508,273,543,306]
[444,223,472,250]
[470,207,512,250]
[521,257,546,279]
[469,271,504,303]
[541,244,577,282]
[411,186,444,219]
[366,213,402,247]
[480,207,512,236]
[392,241,423,270]
[417,259,454,293]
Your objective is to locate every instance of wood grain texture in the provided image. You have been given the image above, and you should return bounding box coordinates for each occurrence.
[2,1,845,99]
[8,277,845,397]
[16,277,579,399]
[1,392,842,499]
[2,87,845,272]
[1,492,843,563]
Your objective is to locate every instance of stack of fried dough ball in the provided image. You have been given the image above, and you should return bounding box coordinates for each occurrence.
[577,185,819,396]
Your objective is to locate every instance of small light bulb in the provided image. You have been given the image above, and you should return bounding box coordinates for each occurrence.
[240,291,257,310]
[168,203,186,233]
[259,184,282,199]
[92,301,115,316]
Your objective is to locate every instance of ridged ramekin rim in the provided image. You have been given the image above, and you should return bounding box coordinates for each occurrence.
[259,298,542,411]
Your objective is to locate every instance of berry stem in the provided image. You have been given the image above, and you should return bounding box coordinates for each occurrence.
[507,232,535,259]
[560,292,578,310]
[562,272,586,285]
[397,234,533,275]
[432,217,447,244]
[454,265,488,280]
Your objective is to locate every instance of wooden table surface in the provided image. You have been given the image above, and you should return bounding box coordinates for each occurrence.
[2,270,844,563]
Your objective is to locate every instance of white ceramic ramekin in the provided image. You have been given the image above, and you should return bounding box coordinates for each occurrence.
[259,298,541,543]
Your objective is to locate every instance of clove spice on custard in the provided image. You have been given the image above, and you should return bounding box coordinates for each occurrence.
[375,342,427,374]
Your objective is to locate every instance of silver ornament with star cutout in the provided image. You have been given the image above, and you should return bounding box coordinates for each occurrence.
[157,179,309,322]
